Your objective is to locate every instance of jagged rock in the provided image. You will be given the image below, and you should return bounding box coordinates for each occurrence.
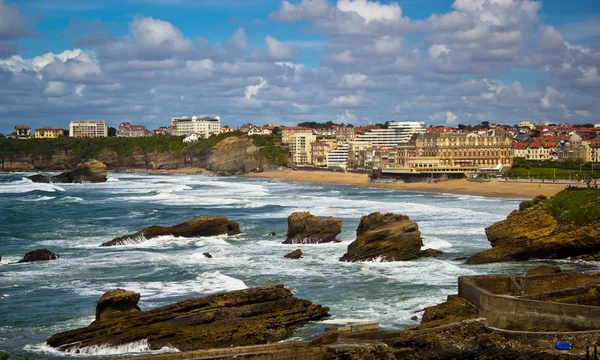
[283,212,342,244]
[410,316,418,321]
[51,159,107,183]
[46,285,329,352]
[203,252,213,258]
[18,249,60,263]
[419,295,479,328]
[526,266,561,277]
[420,248,442,258]
[101,216,241,246]
[284,249,302,259]
[206,137,262,175]
[95,289,141,321]
[340,212,423,262]
[468,190,600,264]
[269,232,277,236]
[28,174,50,183]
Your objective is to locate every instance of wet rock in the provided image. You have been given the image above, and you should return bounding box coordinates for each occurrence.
[283,212,342,244]
[47,285,329,352]
[18,249,60,263]
[101,216,241,246]
[410,316,418,321]
[420,248,442,258]
[28,174,50,183]
[526,266,561,277]
[284,249,302,259]
[51,159,107,183]
[419,295,479,328]
[269,232,277,236]
[203,252,213,258]
[95,289,141,321]
[340,212,423,262]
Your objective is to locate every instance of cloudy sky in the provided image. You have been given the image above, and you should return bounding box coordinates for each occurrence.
[1,0,599,133]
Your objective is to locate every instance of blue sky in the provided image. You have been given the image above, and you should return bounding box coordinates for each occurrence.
[1,0,600,133]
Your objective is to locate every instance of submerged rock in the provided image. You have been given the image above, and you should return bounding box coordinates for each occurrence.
[203,252,213,258]
[51,159,107,183]
[283,212,342,244]
[27,174,50,183]
[284,249,302,259]
[95,289,141,321]
[340,212,425,262]
[468,190,600,264]
[18,249,60,263]
[47,285,329,352]
[101,216,241,246]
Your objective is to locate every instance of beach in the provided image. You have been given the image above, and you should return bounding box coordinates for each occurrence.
[243,170,565,198]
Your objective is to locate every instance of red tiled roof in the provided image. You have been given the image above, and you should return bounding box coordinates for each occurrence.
[15,126,30,129]
[35,127,63,131]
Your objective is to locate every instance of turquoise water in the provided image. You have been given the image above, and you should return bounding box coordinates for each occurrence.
[0,172,596,358]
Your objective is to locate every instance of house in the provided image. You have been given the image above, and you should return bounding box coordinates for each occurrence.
[117,122,149,137]
[183,133,200,143]
[34,127,63,139]
[14,126,31,139]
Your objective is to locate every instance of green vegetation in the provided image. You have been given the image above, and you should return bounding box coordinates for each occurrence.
[0,353,34,360]
[506,158,599,180]
[297,121,352,129]
[544,190,600,226]
[183,131,243,153]
[518,195,549,211]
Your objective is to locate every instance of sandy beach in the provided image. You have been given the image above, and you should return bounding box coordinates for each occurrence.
[243,170,566,198]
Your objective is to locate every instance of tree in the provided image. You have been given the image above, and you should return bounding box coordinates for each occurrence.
[481,121,490,129]
[108,127,117,137]
[272,126,281,136]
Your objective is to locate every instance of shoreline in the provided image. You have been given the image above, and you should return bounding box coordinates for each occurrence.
[243,170,565,198]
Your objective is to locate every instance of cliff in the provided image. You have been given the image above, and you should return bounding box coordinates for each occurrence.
[0,134,288,174]
[468,190,600,264]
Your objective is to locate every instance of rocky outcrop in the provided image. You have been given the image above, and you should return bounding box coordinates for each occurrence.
[526,266,562,277]
[206,137,262,175]
[468,190,600,264]
[418,295,479,329]
[95,289,141,321]
[283,212,342,244]
[50,159,107,183]
[284,249,303,259]
[18,249,60,263]
[101,216,240,246]
[27,174,50,183]
[340,212,433,262]
[47,285,329,352]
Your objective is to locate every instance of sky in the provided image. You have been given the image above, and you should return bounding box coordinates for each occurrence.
[1,0,600,133]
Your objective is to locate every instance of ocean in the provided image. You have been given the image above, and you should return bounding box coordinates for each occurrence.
[0,171,595,358]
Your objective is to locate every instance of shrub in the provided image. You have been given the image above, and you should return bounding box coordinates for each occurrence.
[519,200,535,211]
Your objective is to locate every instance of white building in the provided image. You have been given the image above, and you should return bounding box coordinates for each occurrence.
[290,133,316,165]
[183,133,200,143]
[327,144,350,170]
[171,116,221,137]
[69,120,108,138]
[353,121,426,148]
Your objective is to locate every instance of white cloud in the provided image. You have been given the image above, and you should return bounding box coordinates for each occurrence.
[428,44,450,59]
[75,84,85,96]
[265,35,299,61]
[332,95,359,106]
[270,0,329,22]
[335,109,359,124]
[539,25,564,51]
[540,87,558,109]
[445,111,458,124]
[244,77,267,99]
[337,0,402,22]
[44,81,68,97]
[231,28,247,50]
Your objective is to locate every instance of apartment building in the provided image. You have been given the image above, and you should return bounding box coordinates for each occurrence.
[171,116,221,137]
[311,140,337,167]
[117,122,149,137]
[353,121,427,148]
[69,120,108,138]
[396,132,514,172]
[281,127,313,144]
[34,127,63,139]
[327,144,350,170]
[290,133,316,165]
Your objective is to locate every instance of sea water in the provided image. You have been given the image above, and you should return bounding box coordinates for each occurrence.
[0,172,596,358]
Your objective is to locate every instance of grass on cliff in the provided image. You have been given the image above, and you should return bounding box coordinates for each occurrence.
[543,190,600,226]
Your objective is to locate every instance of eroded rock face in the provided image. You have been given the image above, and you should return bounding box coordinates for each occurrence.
[18,249,60,263]
[284,249,303,259]
[339,212,424,262]
[468,191,600,264]
[27,174,50,183]
[101,216,241,246]
[51,159,107,183]
[526,266,562,277]
[283,212,342,244]
[47,285,329,352]
[95,289,141,321]
[206,137,262,175]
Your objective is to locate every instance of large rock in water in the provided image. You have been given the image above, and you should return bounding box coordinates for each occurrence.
[468,190,600,264]
[101,216,241,246]
[27,174,50,183]
[18,249,60,263]
[46,285,329,352]
[340,212,427,262]
[95,289,141,321]
[50,159,107,183]
[283,212,342,244]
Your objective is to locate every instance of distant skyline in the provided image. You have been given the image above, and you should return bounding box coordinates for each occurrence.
[1,0,600,134]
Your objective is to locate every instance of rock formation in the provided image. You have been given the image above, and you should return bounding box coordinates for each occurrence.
[206,136,263,175]
[18,249,60,263]
[46,285,329,352]
[95,289,141,321]
[51,159,107,183]
[27,174,50,183]
[284,249,303,259]
[340,212,435,262]
[283,212,342,244]
[101,216,241,246]
[468,190,600,264]
[526,266,561,277]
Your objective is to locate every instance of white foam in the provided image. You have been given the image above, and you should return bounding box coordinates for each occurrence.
[25,340,179,357]
[0,178,65,194]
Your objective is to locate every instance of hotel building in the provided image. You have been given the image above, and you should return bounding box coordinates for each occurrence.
[35,127,64,139]
[171,116,221,137]
[327,144,350,170]
[311,140,337,167]
[69,120,108,138]
[290,133,316,165]
[281,127,313,144]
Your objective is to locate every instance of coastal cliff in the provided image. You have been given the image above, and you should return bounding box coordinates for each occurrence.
[0,133,287,173]
[468,190,600,264]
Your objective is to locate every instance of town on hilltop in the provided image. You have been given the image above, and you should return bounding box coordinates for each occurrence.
[5,118,600,181]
